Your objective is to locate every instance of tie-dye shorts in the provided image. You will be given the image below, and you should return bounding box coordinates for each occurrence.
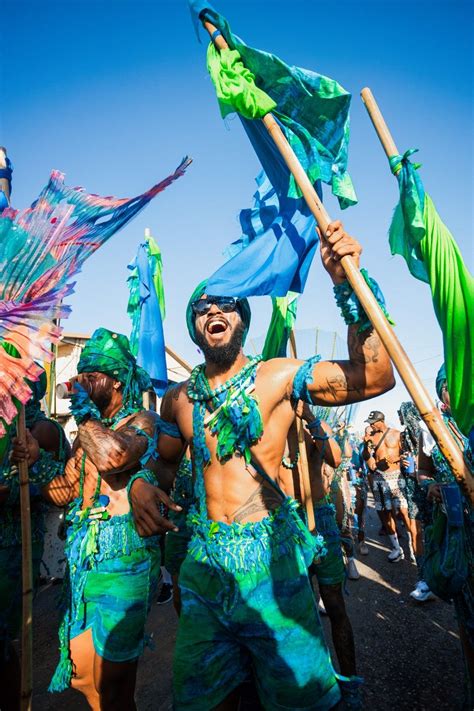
[173,502,340,710]
[372,470,408,512]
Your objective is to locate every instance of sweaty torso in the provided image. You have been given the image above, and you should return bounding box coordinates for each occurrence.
[171,359,301,524]
[372,427,401,472]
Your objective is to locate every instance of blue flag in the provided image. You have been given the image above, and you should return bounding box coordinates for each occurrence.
[207,170,318,297]
[127,237,168,396]
[189,0,356,298]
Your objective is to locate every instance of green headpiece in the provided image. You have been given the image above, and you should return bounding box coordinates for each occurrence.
[78,327,151,409]
[185,279,251,346]
[436,363,447,400]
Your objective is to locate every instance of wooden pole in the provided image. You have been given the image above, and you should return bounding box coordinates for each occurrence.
[201,21,473,501]
[1,146,33,704]
[289,331,316,532]
[17,406,33,711]
[360,86,473,498]
[165,345,192,374]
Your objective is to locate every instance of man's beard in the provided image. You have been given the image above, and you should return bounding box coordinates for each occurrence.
[195,322,245,369]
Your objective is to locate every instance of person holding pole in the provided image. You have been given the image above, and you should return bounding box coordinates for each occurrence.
[1,369,70,711]
[284,405,361,701]
[130,221,394,711]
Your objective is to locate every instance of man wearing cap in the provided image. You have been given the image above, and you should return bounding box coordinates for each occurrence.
[363,410,420,563]
[15,328,179,710]
[130,221,396,710]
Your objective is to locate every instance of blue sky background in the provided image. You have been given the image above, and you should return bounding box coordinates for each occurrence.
[2,0,472,431]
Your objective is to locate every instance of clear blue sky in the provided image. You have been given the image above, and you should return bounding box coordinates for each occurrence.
[2,0,472,430]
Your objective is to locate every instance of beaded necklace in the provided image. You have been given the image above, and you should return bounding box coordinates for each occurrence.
[187,356,263,493]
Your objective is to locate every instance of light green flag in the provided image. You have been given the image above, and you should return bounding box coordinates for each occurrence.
[262,292,298,360]
[388,152,474,437]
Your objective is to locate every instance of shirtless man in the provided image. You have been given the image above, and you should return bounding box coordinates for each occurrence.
[12,328,176,710]
[363,410,420,562]
[285,408,359,691]
[130,221,395,710]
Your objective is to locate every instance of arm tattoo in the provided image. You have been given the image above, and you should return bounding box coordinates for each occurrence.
[78,419,148,473]
[232,483,283,523]
[348,326,382,365]
[325,374,362,401]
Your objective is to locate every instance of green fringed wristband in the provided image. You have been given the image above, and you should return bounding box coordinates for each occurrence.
[126,469,158,506]
[333,268,395,333]
[30,449,65,487]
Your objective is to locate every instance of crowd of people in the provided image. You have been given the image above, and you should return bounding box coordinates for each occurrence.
[0,222,472,711]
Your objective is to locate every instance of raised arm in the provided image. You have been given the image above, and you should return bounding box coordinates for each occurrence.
[305,221,394,406]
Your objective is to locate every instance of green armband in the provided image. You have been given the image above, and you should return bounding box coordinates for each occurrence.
[334,268,395,333]
[29,450,65,487]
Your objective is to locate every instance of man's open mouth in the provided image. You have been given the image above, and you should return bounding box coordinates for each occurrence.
[206,317,229,335]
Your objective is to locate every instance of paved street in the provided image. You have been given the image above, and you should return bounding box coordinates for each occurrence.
[31,498,464,710]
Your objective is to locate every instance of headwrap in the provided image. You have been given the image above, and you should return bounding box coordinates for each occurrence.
[186,279,251,346]
[78,328,151,409]
[435,363,447,400]
[24,368,48,428]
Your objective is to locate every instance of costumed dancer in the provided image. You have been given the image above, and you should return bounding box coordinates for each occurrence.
[351,435,369,556]
[417,365,473,707]
[331,423,360,580]
[398,401,435,602]
[14,328,177,709]
[284,405,360,691]
[130,221,395,711]
[1,367,70,711]
[163,448,194,615]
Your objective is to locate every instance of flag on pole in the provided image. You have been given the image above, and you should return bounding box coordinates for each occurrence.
[209,170,320,297]
[189,0,356,298]
[127,233,168,396]
[0,158,190,436]
[388,151,474,437]
[262,291,298,360]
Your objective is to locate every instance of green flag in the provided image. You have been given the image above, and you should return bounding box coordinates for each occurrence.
[262,292,298,360]
[388,151,474,437]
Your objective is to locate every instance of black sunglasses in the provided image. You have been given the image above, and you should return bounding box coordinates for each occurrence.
[191,296,240,316]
